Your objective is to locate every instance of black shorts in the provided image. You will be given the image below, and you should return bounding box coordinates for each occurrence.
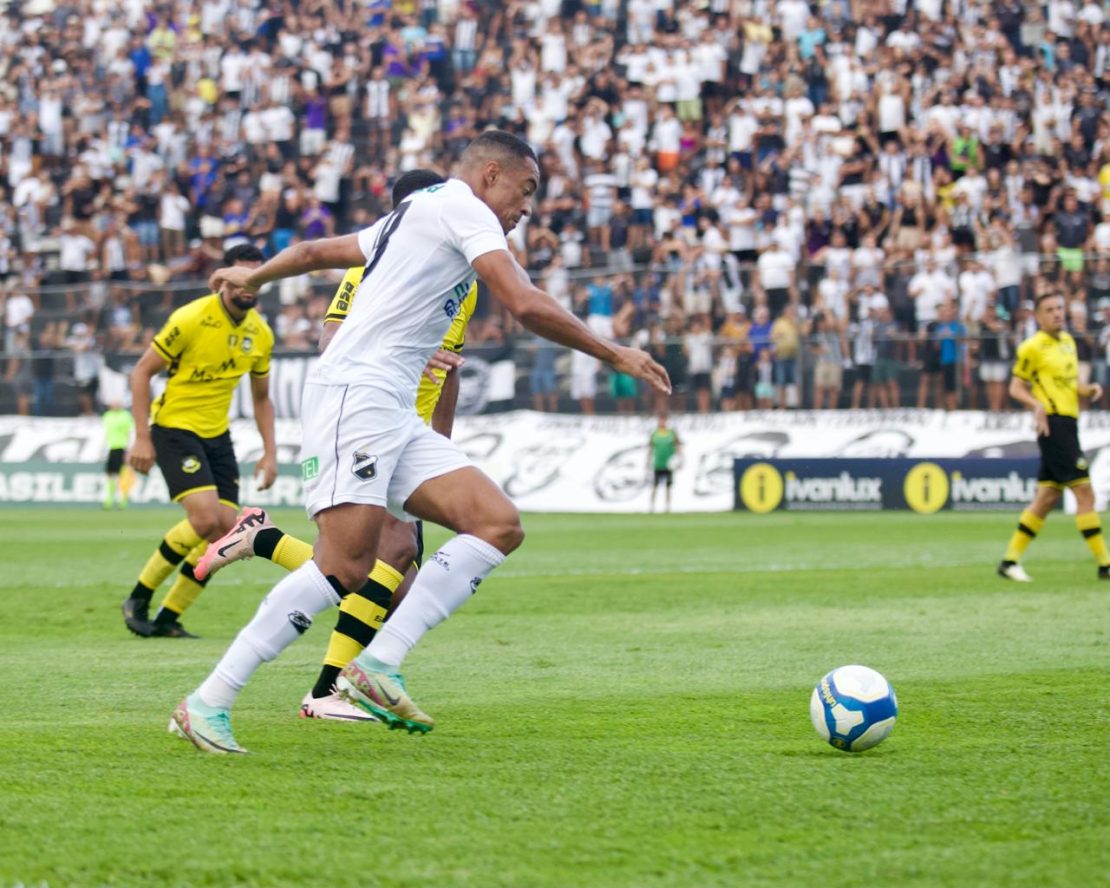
[150,425,240,505]
[106,448,125,474]
[1037,415,1090,488]
[941,363,958,393]
[653,468,673,487]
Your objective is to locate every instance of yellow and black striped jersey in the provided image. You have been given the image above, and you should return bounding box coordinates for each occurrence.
[1012,330,1080,418]
[150,293,274,437]
[325,266,477,424]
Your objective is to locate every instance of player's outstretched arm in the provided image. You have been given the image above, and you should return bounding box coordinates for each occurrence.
[209,234,365,294]
[473,250,671,394]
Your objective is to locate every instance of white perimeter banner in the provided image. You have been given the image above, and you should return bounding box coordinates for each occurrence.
[7,410,1110,512]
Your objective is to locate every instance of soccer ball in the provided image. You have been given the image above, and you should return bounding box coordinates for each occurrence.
[809,665,898,752]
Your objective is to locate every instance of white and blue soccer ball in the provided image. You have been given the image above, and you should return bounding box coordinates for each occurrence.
[809,665,898,752]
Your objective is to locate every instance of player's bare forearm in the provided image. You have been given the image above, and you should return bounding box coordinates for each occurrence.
[475,251,614,362]
[210,235,364,292]
[430,367,460,439]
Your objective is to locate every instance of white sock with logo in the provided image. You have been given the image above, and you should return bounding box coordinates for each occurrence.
[364,534,505,669]
[196,561,340,710]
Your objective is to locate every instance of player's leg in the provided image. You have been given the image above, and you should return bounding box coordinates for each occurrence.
[999,483,1059,582]
[1070,482,1110,577]
[339,455,522,732]
[173,501,387,753]
[122,428,225,636]
[172,385,405,750]
[152,436,242,635]
[664,470,673,512]
[302,516,419,719]
[150,496,237,637]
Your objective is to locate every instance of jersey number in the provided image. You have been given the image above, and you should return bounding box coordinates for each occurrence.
[363,201,412,279]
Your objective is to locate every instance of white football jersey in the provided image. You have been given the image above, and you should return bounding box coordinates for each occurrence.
[311,178,507,401]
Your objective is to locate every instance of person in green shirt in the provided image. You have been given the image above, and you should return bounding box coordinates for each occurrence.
[102,401,135,510]
[647,414,681,513]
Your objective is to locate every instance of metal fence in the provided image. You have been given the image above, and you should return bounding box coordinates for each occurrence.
[2,250,1108,416]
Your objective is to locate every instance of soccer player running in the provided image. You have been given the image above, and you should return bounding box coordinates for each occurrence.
[194,170,473,723]
[647,413,681,513]
[998,292,1108,582]
[121,244,278,638]
[171,131,670,753]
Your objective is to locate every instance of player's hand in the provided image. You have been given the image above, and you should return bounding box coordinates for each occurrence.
[129,436,156,475]
[422,349,465,384]
[1088,383,1103,404]
[254,453,278,491]
[209,265,258,294]
[612,346,671,394]
[1033,403,1049,437]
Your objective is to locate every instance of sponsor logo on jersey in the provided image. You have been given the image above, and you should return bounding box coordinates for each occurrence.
[201,316,222,329]
[352,449,377,480]
[302,456,319,480]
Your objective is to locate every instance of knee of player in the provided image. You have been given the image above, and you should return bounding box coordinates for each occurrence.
[378,525,419,572]
[190,512,224,540]
[487,508,525,555]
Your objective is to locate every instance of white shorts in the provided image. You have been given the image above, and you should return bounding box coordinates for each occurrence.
[298,382,472,520]
[979,362,1009,383]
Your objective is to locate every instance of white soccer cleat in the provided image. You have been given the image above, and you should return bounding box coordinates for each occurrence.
[299,689,381,722]
[997,561,1033,582]
[194,507,273,581]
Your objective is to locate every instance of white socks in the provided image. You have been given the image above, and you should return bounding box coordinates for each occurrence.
[365,534,505,668]
[197,561,340,710]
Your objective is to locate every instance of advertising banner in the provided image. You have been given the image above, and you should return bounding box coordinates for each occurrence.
[733,458,1040,513]
[1,410,1108,512]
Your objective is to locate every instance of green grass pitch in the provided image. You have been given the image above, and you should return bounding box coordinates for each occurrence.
[0,507,1107,888]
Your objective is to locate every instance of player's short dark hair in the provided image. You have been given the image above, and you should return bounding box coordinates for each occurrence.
[392,169,446,206]
[462,130,538,169]
[1035,292,1064,308]
[224,243,265,265]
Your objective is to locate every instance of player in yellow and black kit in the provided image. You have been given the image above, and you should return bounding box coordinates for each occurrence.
[998,292,1109,582]
[194,170,478,720]
[121,244,278,637]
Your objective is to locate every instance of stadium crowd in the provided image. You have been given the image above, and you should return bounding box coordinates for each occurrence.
[2,0,1110,415]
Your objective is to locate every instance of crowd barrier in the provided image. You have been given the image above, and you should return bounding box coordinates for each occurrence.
[4,410,1110,512]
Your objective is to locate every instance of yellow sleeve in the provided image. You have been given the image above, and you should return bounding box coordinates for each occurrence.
[442,282,478,353]
[1012,338,1038,382]
[325,268,365,323]
[151,302,197,362]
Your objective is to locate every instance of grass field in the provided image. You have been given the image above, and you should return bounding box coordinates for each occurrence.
[0,507,1107,888]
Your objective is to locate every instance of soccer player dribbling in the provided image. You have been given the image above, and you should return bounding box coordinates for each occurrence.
[193,170,474,723]
[171,131,670,753]
[998,292,1109,583]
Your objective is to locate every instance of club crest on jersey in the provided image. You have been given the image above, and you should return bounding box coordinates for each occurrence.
[241,336,253,353]
[352,448,378,481]
[182,456,201,474]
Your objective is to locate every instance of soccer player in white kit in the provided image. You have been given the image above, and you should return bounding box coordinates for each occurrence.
[171,131,671,752]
